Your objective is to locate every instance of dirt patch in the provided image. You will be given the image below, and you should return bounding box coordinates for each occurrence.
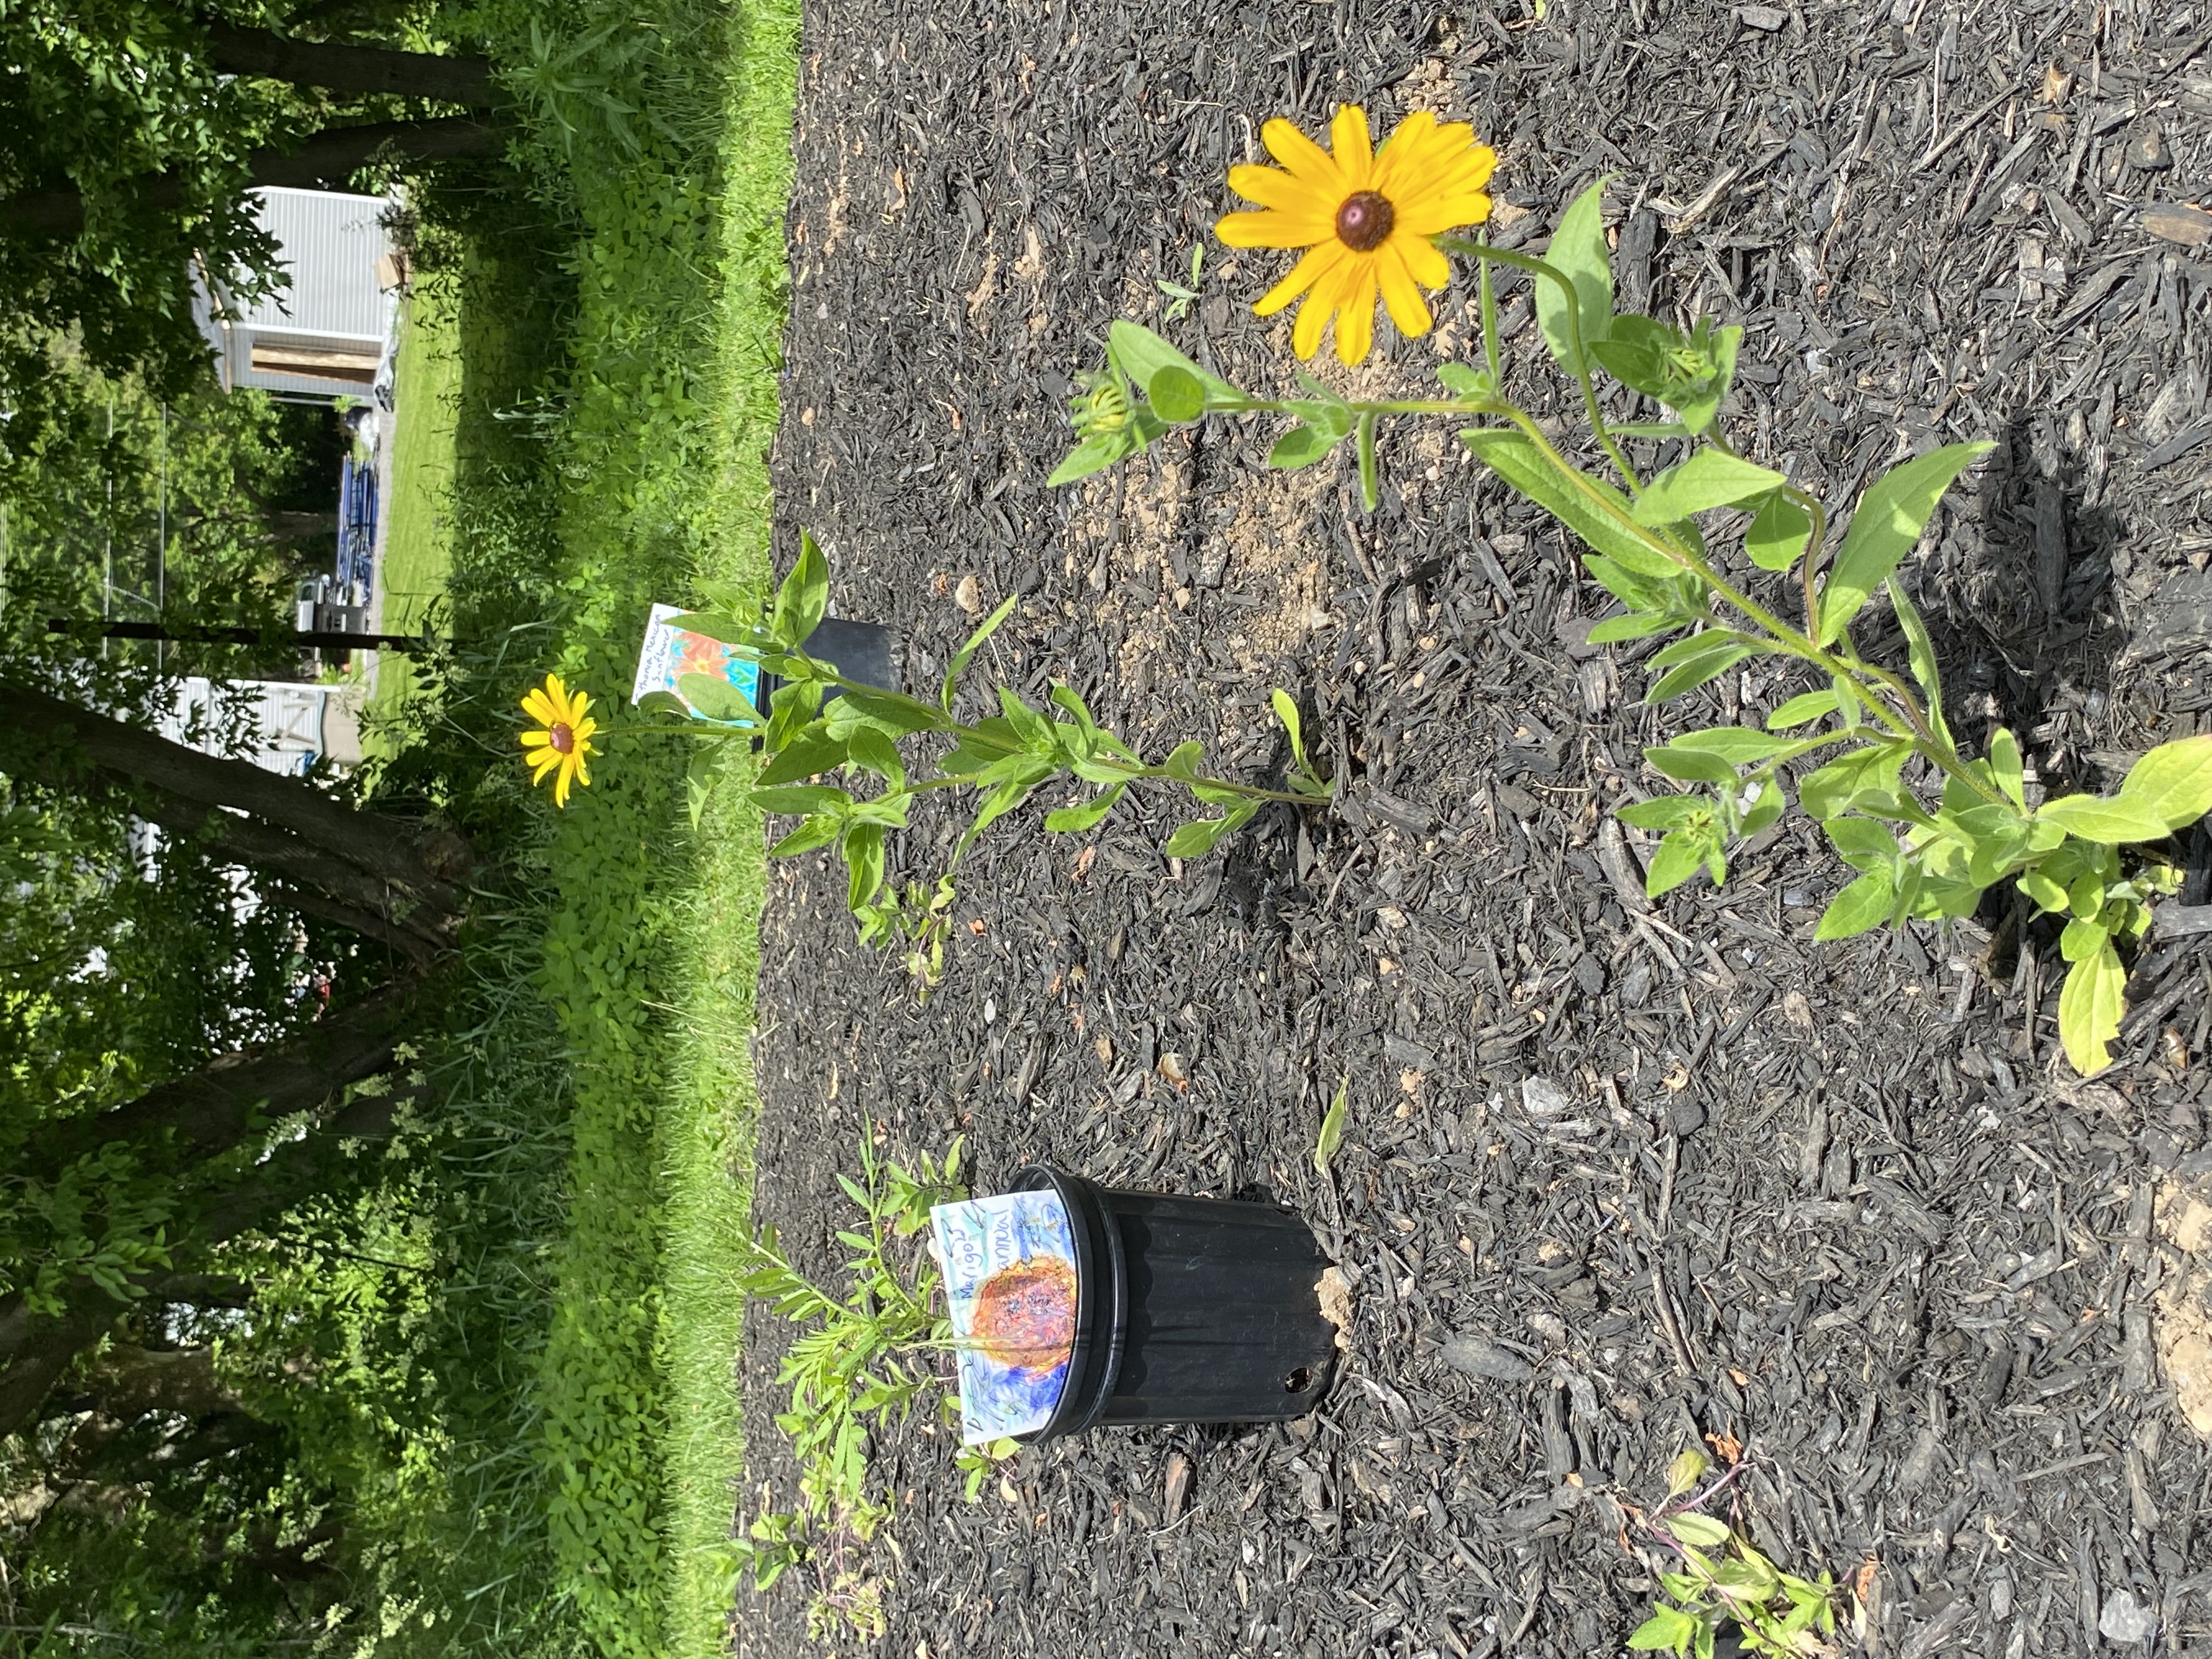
[737,1,2212,1655]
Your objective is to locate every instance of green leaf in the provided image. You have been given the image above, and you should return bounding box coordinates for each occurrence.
[2117,734,2212,830]
[1798,743,1906,820]
[1461,431,1680,579]
[2058,941,2127,1076]
[1740,776,1785,836]
[1617,795,1705,831]
[1665,1513,1732,1548]
[1672,726,1793,761]
[636,689,690,719]
[1108,319,1238,404]
[1667,1446,1710,1498]
[1048,428,1138,487]
[1629,451,1786,526]
[843,822,888,911]
[1645,744,1739,786]
[1043,781,1126,833]
[1646,828,1708,896]
[676,671,762,726]
[1534,178,1615,370]
[1268,422,1338,470]
[2018,867,2069,912]
[770,529,832,652]
[1588,611,1677,644]
[1887,577,1951,742]
[1627,1606,1700,1654]
[1314,1073,1350,1175]
[2060,913,2111,962]
[666,610,766,647]
[1745,491,1812,573]
[1823,815,1898,870]
[1608,420,1696,440]
[1647,639,1754,703]
[1817,442,1994,646]
[1814,869,1895,941]
[757,730,848,786]
[941,593,1020,710]
[2036,794,2174,844]
[1436,362,1496,400]
[749,783,849,817]
[1271,688,1313,775]
[1990,727,2027,809]
[1160,741,1206,781]
[1766,689,1838,730]
[1147,364,1205,424]
[845,726,906,789]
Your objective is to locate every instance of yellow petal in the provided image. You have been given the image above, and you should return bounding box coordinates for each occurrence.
[1260,116,1345,193]
[529,750,562,783]
[1396,230,1451,289]
[1255,239,1348,317]
[1396,188,1493,238]
[567,689,591,722]
[573,755,591,788]
[521,729,552,751]
[553,769,570,808]
[572,715,598,744]
[1291,255,1352,359]
[1226,162,1333,219]
[1216,208,1329,250]
[1334,262,1379,365]
[1376,245,1432,338]
[521,687,557,725]
[1329,105,1373,190]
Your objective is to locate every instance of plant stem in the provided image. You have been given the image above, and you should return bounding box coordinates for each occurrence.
[771,660,1319,806]
[1437,236,1644,493]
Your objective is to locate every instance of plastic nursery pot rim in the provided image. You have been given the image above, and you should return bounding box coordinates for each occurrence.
[1006,1165,1127,1443]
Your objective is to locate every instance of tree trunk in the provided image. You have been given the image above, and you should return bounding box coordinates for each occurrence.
[0,1086,405,1440]
[201,24,496,106]
[267,510,340,540]
[8,685,468,951]
[0,115,502,238]
[25,980,417,1182]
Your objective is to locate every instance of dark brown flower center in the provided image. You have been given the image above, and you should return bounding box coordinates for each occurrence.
[1335,190,1395,252]
[549,722,575,755]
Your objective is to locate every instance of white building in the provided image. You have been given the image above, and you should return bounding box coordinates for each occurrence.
[162,678,366,776]
[192,188,399,400]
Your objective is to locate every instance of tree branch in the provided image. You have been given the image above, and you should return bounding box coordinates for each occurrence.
[200,23,495,106]
[0,1088,405,1440]
[5,686,469,944]
[25,980,419,1182]
[0,115,503,238]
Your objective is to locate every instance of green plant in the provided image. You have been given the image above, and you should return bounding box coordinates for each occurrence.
[1627,1448,1841,1658]
[726,1132,1014,1640]
[1053,166,2212,1075]
[633,532,1331,986]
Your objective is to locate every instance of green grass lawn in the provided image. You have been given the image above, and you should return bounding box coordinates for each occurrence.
[363,267,460,754]
[365,3,795,1651]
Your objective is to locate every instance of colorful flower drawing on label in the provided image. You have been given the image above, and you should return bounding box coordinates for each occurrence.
[930,1189,1078,1444]
[630,601,763,720]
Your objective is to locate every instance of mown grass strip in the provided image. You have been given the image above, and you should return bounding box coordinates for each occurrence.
[655,3,797,1653]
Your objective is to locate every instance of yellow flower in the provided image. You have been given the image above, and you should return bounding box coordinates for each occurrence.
[519,673,597,807]
[1216,105,1497,366]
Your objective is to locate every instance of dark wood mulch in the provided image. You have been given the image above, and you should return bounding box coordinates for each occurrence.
[733,1,2212,1654]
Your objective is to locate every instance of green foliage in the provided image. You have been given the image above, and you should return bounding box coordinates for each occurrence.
[1623,1448,1841,1658]
[651,529,1329,984]
[1052,170,2212,1078]
[727,1135,1012,1641]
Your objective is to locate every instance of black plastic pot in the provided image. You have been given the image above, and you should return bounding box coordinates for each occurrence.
[1008,1167,1338,1440]
[758,617,900,709]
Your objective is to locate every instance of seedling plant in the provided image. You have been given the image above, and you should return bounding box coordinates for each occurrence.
[724,1133,1014,1640]
[1051,125,2212,1075]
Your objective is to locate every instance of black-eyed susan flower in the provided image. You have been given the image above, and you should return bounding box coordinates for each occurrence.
[520,673,597,807]
[1217,105,1498,366]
